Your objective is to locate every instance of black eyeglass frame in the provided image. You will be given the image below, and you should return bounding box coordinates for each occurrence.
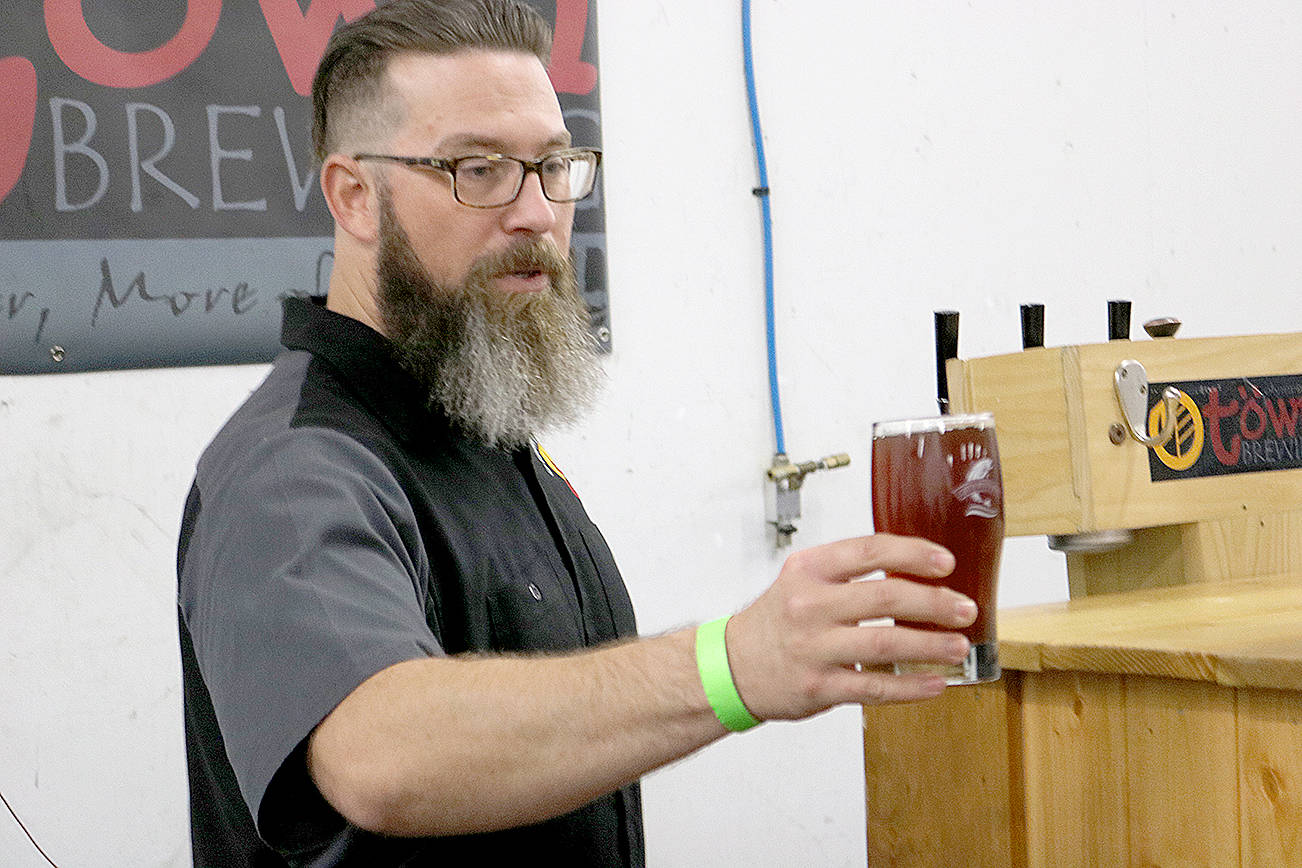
[352,147,602,208]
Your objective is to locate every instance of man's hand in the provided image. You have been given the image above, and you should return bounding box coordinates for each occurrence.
[725,534,978,719]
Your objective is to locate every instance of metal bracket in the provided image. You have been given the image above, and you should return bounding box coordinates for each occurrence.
[1114,360,1179,447]
[766,452,851,547]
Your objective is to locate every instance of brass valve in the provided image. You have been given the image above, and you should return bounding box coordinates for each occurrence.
[766,452,851,488]
[766,452,852,547]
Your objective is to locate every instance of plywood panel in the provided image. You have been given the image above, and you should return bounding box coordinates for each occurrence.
[948,348,1081,536]
[998,576,1302,691]
[863,678,1021,867]
[1020,670,1127,867]
[1187,509,1302,583]
[1124,676,1239,867]
[953,332,1302,537]
[1064,524,1189,596]
[1238,687,1302,867]
[1074,334,1302,532]
[1064,512,1302,596]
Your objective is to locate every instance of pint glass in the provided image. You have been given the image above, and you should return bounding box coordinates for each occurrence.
[870,412,1004,684]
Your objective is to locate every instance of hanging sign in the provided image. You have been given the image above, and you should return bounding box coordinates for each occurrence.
[0,0,607,375]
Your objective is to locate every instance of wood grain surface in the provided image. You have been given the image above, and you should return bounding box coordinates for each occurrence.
[997,574,1302,689]
[949,331,1302,537]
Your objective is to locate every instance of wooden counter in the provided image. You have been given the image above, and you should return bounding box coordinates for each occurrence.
[1000,575,1302,690]
[863,575,1302,867]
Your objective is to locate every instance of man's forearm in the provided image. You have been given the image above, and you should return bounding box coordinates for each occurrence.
[307,535,980,839]
[307,627,726,837]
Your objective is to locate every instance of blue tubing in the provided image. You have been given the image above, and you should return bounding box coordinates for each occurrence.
[742,0,785,455]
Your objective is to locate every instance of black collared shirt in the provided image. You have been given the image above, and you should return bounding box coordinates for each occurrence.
[178,297,642,866]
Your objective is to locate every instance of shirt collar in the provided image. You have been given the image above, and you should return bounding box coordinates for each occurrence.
[279,295,442,446]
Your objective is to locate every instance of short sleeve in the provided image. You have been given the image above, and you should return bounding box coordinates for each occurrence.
[178,426,442,835]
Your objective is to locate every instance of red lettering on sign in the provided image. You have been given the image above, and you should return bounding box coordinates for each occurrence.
[258,0,377,97]
[1265,396,1301,438]
[1203,387,1241,466]
[1238,385,1269,441]
[547,0,597,95]
[0,57,37,204]
[44,0,222,88]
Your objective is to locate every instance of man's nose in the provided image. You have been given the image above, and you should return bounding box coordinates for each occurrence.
[502,169,558,234]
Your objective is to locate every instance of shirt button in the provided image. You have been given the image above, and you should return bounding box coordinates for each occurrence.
[528,583,543,601]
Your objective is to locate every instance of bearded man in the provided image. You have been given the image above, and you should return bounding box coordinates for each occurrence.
[176,2,978,866]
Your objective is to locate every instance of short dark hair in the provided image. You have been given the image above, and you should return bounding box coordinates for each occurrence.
[311,0,553,163]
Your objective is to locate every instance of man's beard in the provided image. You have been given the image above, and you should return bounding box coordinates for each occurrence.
[375,194,604,449]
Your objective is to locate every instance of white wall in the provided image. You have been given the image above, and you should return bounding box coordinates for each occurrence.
[4,2,1302,865]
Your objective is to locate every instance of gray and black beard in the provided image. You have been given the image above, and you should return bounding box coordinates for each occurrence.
[375,194,603,449]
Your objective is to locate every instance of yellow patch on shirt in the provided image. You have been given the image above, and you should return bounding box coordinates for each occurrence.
[535,441,578,498]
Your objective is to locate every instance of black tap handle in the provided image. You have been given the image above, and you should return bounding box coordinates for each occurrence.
[934,310,959,414]
[1108,299,1131,341]
[1020,303,1044,349]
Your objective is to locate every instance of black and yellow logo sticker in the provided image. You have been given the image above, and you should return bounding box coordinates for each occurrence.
[1147,389,1203,471]
[1146,374,1302,482]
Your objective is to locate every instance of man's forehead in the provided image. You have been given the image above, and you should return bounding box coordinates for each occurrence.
[384,49,567,151]
[384,49,558,110]
[440,130,573,155]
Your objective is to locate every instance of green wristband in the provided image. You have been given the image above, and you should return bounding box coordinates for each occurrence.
[695,616,761,732]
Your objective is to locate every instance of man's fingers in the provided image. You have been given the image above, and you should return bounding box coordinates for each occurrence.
[788,534,954,584]
[846,577,977,629]
[824,622,970,669]
[823,667,949,706]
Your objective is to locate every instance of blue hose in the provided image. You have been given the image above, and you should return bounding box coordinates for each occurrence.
[742,0,785,456]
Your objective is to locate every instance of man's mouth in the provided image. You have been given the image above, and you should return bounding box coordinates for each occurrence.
[479,241,567,295]
[495,268,550,292]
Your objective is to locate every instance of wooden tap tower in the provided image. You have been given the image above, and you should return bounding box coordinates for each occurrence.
[863,330,1302,867]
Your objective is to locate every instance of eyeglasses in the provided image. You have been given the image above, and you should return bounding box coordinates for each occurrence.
[353,148,601,208]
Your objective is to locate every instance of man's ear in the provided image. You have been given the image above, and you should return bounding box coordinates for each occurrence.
[320,155,380,245]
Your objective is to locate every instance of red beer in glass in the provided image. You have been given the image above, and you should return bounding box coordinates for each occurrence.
[871,412,1004,684]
